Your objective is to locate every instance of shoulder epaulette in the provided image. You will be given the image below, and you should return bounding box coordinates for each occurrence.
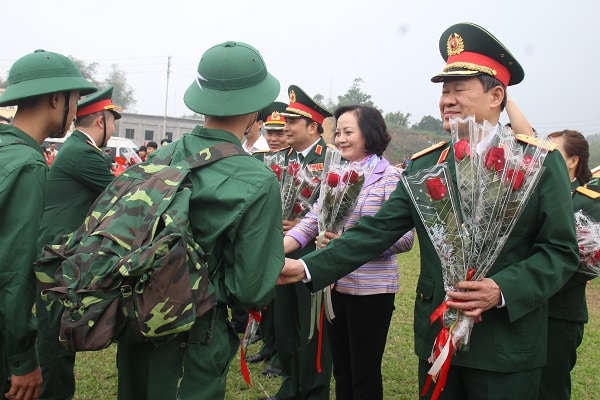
[252,149,269,155]
[85,140,103,153]
[576,185,600,200]
[591,165,600,178]
[326,143,337,150]
[410,141,448,160]
[515,134,557,151]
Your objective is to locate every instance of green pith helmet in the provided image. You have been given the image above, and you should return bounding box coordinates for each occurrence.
[0,49,97,107]
[184,41,280,117]
[431,22,524,86]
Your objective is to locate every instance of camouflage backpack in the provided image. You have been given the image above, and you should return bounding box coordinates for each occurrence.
[37,142,246,351]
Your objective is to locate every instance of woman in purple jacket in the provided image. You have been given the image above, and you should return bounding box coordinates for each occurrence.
[284,104,414,399]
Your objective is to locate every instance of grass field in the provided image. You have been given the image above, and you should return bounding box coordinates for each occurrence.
[73,246,600,399]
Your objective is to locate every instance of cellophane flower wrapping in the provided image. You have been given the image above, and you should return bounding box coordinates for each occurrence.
[315,149,366,247]
[402,116,552,399]
[574,210,600,277]
[265,152,322,220]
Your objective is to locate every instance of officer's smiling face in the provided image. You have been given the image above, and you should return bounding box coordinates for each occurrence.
[439,77,502,132]
[284,117,314,151]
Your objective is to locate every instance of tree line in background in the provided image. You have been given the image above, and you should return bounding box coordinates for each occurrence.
[1,69,598,168]
[319,78,600,168]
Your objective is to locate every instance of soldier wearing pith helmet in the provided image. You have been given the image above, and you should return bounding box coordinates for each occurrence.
[0,49,96,400]
[270,85,333,400]
[278,22,577,400]
[115,41,285,400]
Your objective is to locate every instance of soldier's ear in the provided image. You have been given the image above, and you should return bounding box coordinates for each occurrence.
[96,113,105,129]
[48,93,61,109]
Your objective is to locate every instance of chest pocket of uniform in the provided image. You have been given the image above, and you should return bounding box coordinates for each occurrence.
[416,278,434,302]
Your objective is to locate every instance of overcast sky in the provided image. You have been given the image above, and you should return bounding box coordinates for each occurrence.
[2,0,598,135]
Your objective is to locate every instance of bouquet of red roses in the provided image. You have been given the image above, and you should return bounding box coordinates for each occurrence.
[403,116,552,400]
[279,156,321,220]
[574,210,600,277]
[315,149,365,247]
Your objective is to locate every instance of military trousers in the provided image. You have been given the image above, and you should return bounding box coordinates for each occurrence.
[35,296,75,400]
[539,318,584,400]
[274,282,332,400]
[117,306,238,400]
[418,359,542,400]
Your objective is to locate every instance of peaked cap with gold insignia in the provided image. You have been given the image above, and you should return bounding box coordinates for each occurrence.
[260,101,288,131]
[431,22,524,86]
[77,86,122,120]
[281,85,332,125]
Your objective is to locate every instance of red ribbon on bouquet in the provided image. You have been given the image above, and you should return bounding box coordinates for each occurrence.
[240,310,262,386]
[420,268,476,400]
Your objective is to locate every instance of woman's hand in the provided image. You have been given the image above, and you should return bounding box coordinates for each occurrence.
[315,230,340,249]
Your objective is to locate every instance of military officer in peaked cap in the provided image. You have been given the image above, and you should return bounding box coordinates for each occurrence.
[0,49,96,400]
[35,86,121,400]
[262,101,289,153]
[279,23,578,400]
[267,85,333,400]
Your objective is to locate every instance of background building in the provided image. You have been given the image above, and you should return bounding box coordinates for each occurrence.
[115,112,204,145]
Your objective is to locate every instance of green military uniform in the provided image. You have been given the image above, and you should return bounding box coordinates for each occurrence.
[302,140,577,398]
[299,23,579,399]
[115,40,283,400]
[36,86,120,400]
[116,127,284,399]
[0,125,47,395]
[539,180,600,400]
[274,85,332,400]
[0,49,96,398]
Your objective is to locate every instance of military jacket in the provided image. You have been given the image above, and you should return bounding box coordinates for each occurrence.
[0,124,46,376]
[303,140,579,372]
[547,179,600,322]
[38,130,114,247]
[154,126,284,308]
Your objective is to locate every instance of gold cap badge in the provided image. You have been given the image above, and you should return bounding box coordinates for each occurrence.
[289,89,296,103]
[271,111,281,120]
[447,33,465,56]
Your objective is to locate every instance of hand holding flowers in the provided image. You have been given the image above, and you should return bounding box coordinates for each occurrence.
[403,116,553,400]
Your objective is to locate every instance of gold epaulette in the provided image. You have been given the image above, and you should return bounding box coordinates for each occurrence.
[85,140,103,153]
[252,149,269,155]
[410,141,448,160]
[591,165,600,178]
[576,186,600,200]
[515,133,557,151]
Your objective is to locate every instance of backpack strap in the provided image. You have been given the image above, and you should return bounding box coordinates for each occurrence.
[184,142,248,170]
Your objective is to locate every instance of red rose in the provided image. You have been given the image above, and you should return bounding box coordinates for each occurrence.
[484,147,505,172]
[270,164,283,180]
[342,169,360,184]
[426,177,447,200]
[522,154,534,169]
[326,172,340,187]
[454,138,471,161]
[312,176,321,184]
[465,268,475,281]
[287,161,301,176]
[300,187,313,199]
[505,168,525,191]
[292,202,305,215]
